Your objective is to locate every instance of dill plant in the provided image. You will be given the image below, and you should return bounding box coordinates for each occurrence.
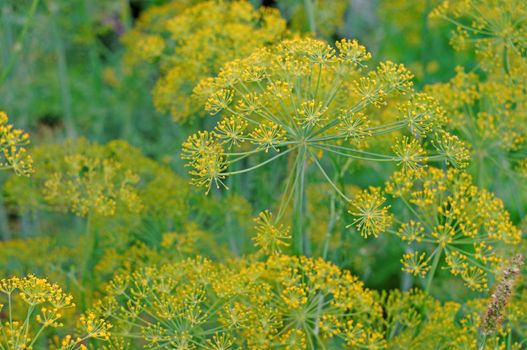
[0,0,526,349]
[184,37,469,255]
[427,0,527,220]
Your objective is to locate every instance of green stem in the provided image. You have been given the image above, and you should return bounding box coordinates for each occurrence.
[0,192,11,240]
[310,149,351,202]
[82,0,105,139]
[223,147,295,176]
[292,146,308,256]
[425,247,442,293]
[80,213,97,310]
[120,0,133,31]
[478,335,487,350]
[304,0,317,34]
[22,305,34,348]
[312,293,324,336]
[226,162,240,256]
[0,0,40,85]
[47,0,76,138]
[28,325,47,347]
[322,191,336,259]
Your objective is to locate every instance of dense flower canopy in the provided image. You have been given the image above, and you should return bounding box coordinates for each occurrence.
[124,0,288,123]
[0,0,526,349]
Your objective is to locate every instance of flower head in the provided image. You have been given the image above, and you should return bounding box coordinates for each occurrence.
[348,187,393,238]
[387,167,521,291]
[0,111,33,176]
[184,37,464,202]
[252,210,291,255]
[0,275,108,350]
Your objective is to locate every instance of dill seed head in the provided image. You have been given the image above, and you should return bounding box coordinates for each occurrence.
[481,254,524,336]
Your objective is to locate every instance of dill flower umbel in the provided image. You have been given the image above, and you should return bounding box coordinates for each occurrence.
[184,37,468,254]
[252,210,291,255]
[2,139,148,218]
[348,187,393,238]
[0,275,109,350]
[430,0,527,72]
[0,111,33,176]
[253,254,385,348]
[93,257,233,348]
[386,167,522,291]
[93,254,385,349]
[124,0,287,123]
[4,138,191,219]
[427,0,527,220]
[427,67,527,212]
[42,153,142,218]
[377,288,524,349]
[185,37,465,191]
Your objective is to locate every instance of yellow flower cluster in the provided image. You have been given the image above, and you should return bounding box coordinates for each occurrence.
[4,138,190,219]
[184,37,468,193]
[0,111,33,176]
[124,0,288,122]
[43,153,142,217]
[386,167,522,291]
[378,288,524,349]
[431,0,527,72]
[121,0,200,67]
[348,187,393,238]
[0,275,109,350]
[93,254,385,349]
[428,66,527,173]
[252,210,291,255]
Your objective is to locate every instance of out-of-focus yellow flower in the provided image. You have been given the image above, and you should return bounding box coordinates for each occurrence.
[123,0,288,123]
[0,111,33,176]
